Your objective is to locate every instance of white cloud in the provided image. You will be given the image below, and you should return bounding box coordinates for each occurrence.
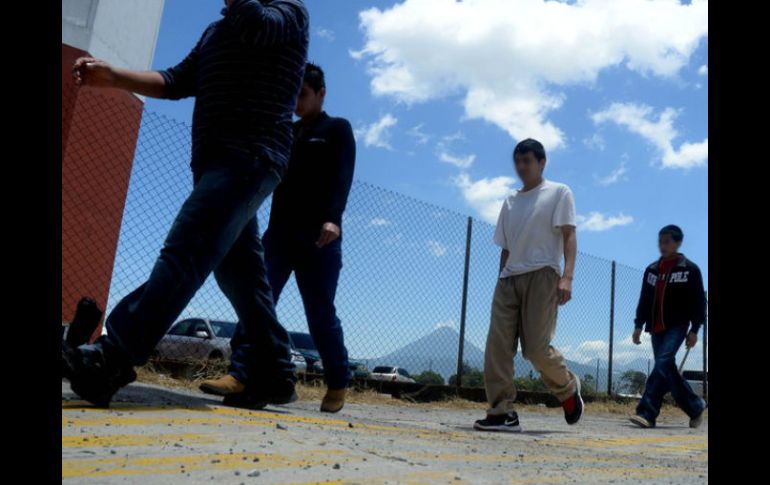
[315,28,336,42]
[355,114,398,150]
[383,233,404,246]
[453,173,517,224]
[427,240,448,257]
[577,212,634,232]
[583,133,606,152]
[698,64,708,76]
[369,218,392,227]
[436,132,477,169]
[596,161,629,187]
[354,0,708,150]
[407,124,432,145]
[434,319,457,331]
[592,102,708,169]
[439,152,476,169]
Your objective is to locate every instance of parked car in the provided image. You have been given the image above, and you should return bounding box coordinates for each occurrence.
[369,366,416,383]
[682,369,708,397]
[288,331,370,378]
[153,318,236,362]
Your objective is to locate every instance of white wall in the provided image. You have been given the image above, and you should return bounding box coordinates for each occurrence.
[62,0,165,72]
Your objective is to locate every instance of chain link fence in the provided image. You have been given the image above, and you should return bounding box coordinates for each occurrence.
[62,88,707,397]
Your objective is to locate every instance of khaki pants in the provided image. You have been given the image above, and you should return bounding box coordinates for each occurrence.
[483,267,577,416]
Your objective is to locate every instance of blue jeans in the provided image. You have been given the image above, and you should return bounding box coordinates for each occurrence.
[234,225,350,390]
[101,162,296,385]
[636,325,705,423]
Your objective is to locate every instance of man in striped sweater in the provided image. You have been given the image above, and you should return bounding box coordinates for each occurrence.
[62,0,309,409]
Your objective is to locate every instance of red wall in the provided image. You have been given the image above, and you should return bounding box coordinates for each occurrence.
[62,43,144,341]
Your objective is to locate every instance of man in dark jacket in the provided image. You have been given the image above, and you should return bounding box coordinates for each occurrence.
[201,63,356,413]
[630,225,707,429]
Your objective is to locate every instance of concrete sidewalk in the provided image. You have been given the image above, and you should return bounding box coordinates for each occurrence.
[62,381,707,484]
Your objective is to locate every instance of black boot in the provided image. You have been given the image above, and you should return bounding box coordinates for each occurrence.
[65,297,103,347]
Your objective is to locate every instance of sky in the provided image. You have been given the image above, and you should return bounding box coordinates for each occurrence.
[109,0,709,372]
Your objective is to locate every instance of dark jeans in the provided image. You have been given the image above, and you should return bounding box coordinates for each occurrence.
[636,325,705,423]
[100,162,296,386]
[233,225,350,390]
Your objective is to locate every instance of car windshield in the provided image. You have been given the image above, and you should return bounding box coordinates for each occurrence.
[289,332,317,351]
[373,366,395,374]
[210,321,236,338]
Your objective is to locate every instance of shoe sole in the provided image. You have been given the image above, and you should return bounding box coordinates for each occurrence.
[199,384,238,396]
[320,402,345,413]
[566,377,584,425]
[629,416,654,428]
[473,422,522,433]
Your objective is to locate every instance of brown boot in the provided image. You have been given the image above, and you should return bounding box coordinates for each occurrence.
[320,388,346,413]
[199,374,245,396]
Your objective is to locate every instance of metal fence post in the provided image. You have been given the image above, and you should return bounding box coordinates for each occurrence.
[456,216,473,389]
[608,260,616,395]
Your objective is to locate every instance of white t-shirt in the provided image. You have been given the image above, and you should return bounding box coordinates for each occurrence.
[493,179,576,278]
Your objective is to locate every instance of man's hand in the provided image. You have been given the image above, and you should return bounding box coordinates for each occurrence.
[73,57,117,88]
[557,276,572,305]
[686,331,698,349]
[632,328,643,345]
[316,222,340,248]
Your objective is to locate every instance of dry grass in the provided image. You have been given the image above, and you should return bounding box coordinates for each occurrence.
[134,362,704,418]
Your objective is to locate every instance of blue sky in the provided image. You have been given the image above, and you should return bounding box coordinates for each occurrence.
[145,0,708,287]
[114,0,708,372]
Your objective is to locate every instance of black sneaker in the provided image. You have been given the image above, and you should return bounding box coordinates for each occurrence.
[563,378,584,425]
[62,339,136,408]
[222,378,298,410]
[65,297,103,347]
[473,412,522,432]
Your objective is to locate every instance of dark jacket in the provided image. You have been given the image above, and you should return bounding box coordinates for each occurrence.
[158,0,309,174]
[634,254,707,334]
[268,111,356,235]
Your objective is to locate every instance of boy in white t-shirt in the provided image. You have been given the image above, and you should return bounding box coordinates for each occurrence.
[474,139,583,433]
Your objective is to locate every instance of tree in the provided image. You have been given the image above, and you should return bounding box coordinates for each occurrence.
[620,370,647,395]
[414,370,445,385]
[448,361,485,388]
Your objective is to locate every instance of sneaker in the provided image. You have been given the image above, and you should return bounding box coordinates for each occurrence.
[62,339,136,408]
[563,378,584,425]
[222,378,298,410]
[629,415,655,428]
[320,388,346,413]
[689,399,707,429]
[473,412,522,432]
[199,375,246,396]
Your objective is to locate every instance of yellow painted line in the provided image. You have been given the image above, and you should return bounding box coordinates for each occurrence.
[283,471,468,485]
[63,415,273,427]
[62,449,355,479]
[547,434,706,449]
[406,451,634,466]
[64,404,471,441]
[62,433,216,448]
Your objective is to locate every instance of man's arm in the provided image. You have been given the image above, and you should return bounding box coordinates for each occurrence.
[317,120,356,248]
[72,58,167,98]
[558,225,577,305]
[499,249,509,275]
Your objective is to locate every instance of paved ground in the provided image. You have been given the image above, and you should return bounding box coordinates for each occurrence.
[62,381,707,484]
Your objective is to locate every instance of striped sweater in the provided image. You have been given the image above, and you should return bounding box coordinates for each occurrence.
[158,0,309,174]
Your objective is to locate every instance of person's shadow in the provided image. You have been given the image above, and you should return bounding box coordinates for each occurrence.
[62,380,295,415]
[451,424,569,436]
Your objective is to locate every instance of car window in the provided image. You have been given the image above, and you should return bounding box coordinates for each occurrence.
[289,332,317,351]
[210,321,236,338]
[187,321,209,337]
[168,320,193,336]
[373,366,394,374]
